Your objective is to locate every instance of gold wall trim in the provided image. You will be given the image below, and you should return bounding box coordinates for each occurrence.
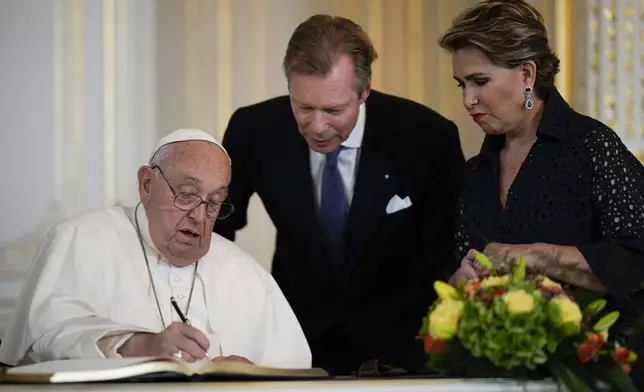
[103,0,116,206]
[250,0,267,102]
[53,0,64,203]
[201,0,217,137]
[184,0,200,129]
[407,0,424,103]
[53,0,86,212]
[72,0,85,209]
[555,0,574,105]
[216,0,234,139]
[367,0,383,90]
[636,151,644,163]
[184,0,222,137]
[114,0,128,206]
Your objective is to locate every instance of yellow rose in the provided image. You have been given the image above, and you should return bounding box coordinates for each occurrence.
[552,296,582,334]
[503,290,535,314]
[434,281,459,301]
[540,276,562,290]
[429,299,464,340]
[481,275,511,288]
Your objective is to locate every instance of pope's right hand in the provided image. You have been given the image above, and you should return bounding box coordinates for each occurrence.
[118,322,210,362]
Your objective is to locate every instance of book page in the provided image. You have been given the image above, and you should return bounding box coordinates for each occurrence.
[7,357,164,375]
[197,361,329,378]
[182,358,210,373]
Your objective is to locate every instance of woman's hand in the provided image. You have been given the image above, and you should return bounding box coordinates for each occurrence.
[448,249,491,286]
[482,242,552,274]
[481,242,605,291]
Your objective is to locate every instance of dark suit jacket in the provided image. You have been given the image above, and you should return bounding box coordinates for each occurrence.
[215,90,465,374]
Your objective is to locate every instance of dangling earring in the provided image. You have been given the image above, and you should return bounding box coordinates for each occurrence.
[524,86,534,110]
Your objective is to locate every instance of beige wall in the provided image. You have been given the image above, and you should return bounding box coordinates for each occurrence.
[154,0,572,269]
[157,0,572,158]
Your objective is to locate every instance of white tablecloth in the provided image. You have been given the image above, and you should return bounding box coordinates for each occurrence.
[0,378,563,391]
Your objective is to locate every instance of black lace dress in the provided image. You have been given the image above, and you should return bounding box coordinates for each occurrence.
[453,88,644,382]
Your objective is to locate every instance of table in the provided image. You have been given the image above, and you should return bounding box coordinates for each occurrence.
[0,378,563,391]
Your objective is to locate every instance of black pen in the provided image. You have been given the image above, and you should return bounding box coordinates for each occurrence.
[170,296,211,361]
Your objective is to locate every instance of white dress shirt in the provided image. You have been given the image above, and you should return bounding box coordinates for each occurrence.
[309,103,366,206]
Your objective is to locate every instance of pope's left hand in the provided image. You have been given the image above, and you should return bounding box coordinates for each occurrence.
[211,355,254,365]
[482,242,552,274]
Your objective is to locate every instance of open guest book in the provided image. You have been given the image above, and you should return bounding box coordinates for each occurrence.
[0,356,329,384]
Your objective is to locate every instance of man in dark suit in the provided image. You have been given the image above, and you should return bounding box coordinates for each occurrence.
[215,14,465,375]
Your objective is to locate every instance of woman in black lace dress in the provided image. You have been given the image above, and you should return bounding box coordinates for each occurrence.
[440,1,644,380]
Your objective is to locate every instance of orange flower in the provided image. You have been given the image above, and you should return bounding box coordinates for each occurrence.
[463,281,481,297]
[577,343,598,363]
[423,336,447,354]
[614,347,631,364]
[586,333,605,349]
[620,363,632,374]
[492,288,505,297]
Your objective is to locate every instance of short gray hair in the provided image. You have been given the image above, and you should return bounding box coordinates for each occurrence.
[149,144,174,178]
[149,144,172,166]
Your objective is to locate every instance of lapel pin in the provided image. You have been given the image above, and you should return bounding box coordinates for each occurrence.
[384,174,390,179]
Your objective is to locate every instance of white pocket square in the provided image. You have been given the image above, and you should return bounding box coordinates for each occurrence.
[386,195,413,214]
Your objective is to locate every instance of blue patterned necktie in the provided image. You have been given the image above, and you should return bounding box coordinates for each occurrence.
[320,147,348,259]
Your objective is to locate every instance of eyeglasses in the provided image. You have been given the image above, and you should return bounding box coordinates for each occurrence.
[151,166,234,220]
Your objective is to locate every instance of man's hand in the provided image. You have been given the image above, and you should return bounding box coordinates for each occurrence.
[118,322,210,362]
[211,355,254,365]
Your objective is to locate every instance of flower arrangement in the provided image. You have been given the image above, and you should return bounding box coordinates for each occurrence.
[418,253,640,392]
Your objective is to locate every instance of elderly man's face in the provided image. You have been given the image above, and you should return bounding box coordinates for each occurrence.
[138,141,230,267]
[288,54,370,154]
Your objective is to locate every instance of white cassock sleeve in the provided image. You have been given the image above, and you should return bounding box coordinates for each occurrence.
[251,278,312,369]
[0,223,149,365]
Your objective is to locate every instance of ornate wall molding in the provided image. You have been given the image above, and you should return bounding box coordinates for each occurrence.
[0,0,159,335]
[103,0,158,207]
[0,0,88,334]
[54,0,87,215]
[554,0,574,104]
[583,0,644,157]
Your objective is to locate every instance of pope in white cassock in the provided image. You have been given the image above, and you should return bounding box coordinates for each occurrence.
[0,129,312,368]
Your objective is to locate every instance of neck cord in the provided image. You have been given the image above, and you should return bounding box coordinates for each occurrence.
[134,203,198,329]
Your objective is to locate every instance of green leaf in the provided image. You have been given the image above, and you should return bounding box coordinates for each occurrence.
[419,315,429,335]
[593,311,620,332]
[629,351,638,362]
[533,351,548,364]
[512,256,526,281]
[547,359,591,392]
[563,322,581,337]
[474,252,496,273]
[583,299,607,318]
[434,281,459,301]
[547,300,562,325]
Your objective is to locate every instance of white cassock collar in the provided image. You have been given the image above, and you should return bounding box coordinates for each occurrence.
[134,203,162,260]
[131,203,209,274]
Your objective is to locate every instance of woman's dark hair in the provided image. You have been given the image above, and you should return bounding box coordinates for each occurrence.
[439,0,560,99]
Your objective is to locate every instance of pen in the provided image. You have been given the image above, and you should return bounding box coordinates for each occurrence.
[170,296,211,361]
